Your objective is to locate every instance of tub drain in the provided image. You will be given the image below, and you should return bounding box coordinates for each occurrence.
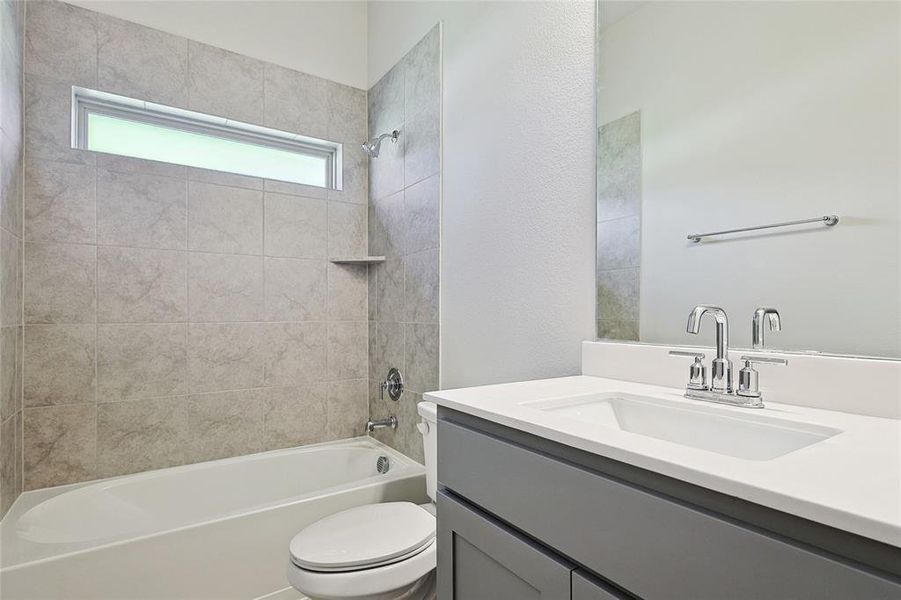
[376,455,390,474]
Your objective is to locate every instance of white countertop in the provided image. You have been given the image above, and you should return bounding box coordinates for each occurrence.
[425,375,901,548]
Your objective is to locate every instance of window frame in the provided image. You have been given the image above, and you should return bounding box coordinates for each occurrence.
[71,86,342,190]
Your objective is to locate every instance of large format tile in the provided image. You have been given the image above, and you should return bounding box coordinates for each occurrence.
[598,111,641,221]
[186,389,263,462]
[0,229,19,326]
[597,319,639,342]
[187,323,264,393]
[327,379,368,439]
[597,268,640,322]
[24,159,96,244]
[97,169,187,249]
[188,181,263,255]
[0,327,17,419]
[264,193,327,259]
[368,62,404,141]
[188,166,262,191]
[327,263,367,321]
[97,14,189,107]
[404,108,440,187]
[404,323,438,393]
[327,321,367,381]
[262,384,328,450]
[97,323,187,400]
[370,191,405,259]
[374,258,405,321]
[24,403,96,490]
[97,247,187,322]
[96,397,187,477]
[262,321,326,387]
[404,175,439,255]
[187,42,264,124]
[404,248,438,323]
[403,25,440,121]
[24,76,94,165]
[24,0,97,85]
[1,130,23,236]
[329,149,367,206]
[25,242,95,324]
[327,202,366,258]
[597,216,640,271]
[263,63,329,139]
[371,321,404,383]
[0,413,17,515]
[97,153,186,179]
[24,325,95,407]
[327,83,367,148]
[263,257,326,322]
[188,253,263,322]
[0,11,22,145]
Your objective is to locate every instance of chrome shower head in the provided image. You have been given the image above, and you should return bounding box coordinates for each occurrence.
[361,129,400,158]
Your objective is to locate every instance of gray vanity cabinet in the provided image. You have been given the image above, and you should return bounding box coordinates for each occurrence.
[437,408,901,600]
[437,491,573,600]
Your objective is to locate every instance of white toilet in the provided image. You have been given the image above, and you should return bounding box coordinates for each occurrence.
[287,402,439,600]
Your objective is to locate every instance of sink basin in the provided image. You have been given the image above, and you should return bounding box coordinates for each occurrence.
[524,393,841,460]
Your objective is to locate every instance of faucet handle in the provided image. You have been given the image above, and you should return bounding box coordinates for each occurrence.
[737,356,786,400]
[668,350,708,391]
[740,355,788,366]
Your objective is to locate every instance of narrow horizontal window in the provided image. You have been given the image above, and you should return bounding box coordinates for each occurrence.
[72,87,342,189]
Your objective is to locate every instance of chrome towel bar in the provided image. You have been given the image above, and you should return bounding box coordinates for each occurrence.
[688,215,839,243]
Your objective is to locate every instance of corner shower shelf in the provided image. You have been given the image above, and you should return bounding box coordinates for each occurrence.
[329,256,386,265]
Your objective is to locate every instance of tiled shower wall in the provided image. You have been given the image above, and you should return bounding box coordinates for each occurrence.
[20,0,370,490]
[0,0,24,518]
[597,111,641,341]
[367,26,440,463]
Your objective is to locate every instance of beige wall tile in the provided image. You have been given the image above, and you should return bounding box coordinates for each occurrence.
[97,246,187,322]
[188,166,261,191]
[24,159,96,244]
[374,258,404,321]
[328,202,366,258]
[1,229,20,326]
[24,0,97,85]
[0,327,16,419]
[97,14,188,107]
[1,131,23,235]
[327,379,368,439]
[188,323,263,393]
[263,63,329,139]
[186,389,263,462]
[263,257,326,322]
[404,248,438,324]
[262,384,328,450]
[403,109,439,188]
[188,181,263,255]
[24,404,96,489]
[327,263,367,321]
[264,193,327,259]
[404,323,438,394]
[97,153,186,179]
[24,325,95,407]
[188,253,263,322]
[327,320,368,381]
[404,175,439,255]
[24,77,94,165]
[262,322,326,387]
[97,397,187,477]
[97,323,187,400]
[25,241,95,324]
[188,42,264,124]
[97,169,187,250]
[0,413,18,515]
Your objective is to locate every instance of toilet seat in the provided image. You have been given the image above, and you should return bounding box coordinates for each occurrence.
[287,502,437,599]
[290,502,436,572]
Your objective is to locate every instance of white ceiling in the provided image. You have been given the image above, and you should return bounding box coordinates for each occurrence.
[65,0,369,89]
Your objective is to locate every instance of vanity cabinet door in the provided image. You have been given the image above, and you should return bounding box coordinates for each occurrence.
[437,491,573,600]
[572,571,630,600]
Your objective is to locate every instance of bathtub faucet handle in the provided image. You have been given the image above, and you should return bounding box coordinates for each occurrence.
[379,368,404,402]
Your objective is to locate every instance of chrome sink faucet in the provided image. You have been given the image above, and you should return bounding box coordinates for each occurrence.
[670,306,787,408]
[686,305,733,393]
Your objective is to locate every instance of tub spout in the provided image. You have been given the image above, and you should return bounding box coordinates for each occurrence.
[366,416,398,432]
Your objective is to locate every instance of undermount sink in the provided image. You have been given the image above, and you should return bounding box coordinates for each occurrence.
[523,393,841,460]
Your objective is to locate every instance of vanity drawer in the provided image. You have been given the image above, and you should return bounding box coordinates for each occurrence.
[438,418,901,600]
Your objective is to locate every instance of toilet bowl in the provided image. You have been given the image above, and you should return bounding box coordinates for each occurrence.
[287,402,439,600]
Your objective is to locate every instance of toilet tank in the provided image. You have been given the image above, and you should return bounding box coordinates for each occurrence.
[416,401,438,502]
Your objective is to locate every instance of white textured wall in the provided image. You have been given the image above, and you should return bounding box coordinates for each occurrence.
[64,0,368,89]
[369,2,597,388]
[600,1,900,358]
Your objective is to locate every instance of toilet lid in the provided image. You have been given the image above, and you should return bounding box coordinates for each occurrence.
[290,502,436,572]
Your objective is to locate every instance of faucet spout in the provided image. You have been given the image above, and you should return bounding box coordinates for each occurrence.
[752,307,781,350]
[686,305,732,392]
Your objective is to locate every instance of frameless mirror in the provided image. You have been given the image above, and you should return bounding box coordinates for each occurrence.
[596,0,900,358]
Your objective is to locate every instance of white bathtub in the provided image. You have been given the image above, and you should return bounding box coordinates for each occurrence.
[0,437,426,599]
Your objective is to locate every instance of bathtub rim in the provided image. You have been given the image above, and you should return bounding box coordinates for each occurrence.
[0,437,424,570]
